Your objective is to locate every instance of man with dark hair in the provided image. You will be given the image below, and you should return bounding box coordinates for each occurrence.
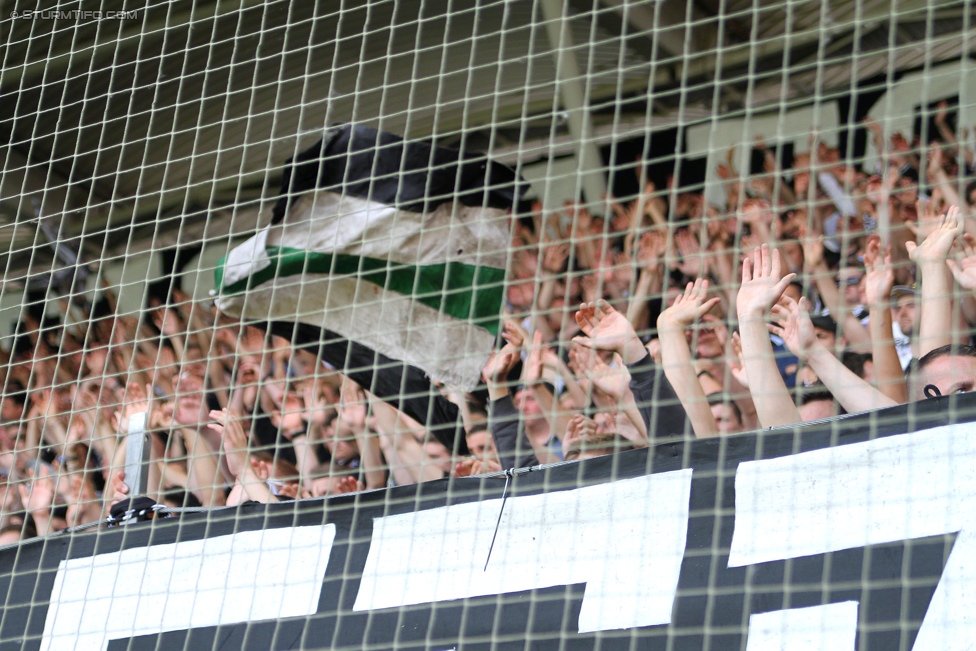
[706,393,744,434]
[809,313,840,350]
[796,386,845,422]
[909,344,976,400]
[842,351,874,382]
[890,286,916,370]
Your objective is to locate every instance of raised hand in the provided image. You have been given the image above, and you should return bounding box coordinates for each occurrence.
[728,332,749,388]
[642,182,669,225]
[863,238,895,306]
[768,296,819,360]
[330,475,365,494]
[864,175,888,206]
[657,279,721,331]
[452,457,477,478]
[736,245,796,320]
[587,354,630,402]
[935,100,950,126]
[579,273,600,304]
[573,299,647,364]
[564,413,597,450]
[152,307,185,337]
[29,388,54,421]
[672,229,704,277]
[570,203,593,237]
[800,227,825,271]
[905,199,961,246]
[17,464,56,515]
[947,233,976,291]
[112,383,152,435]
[575,299,632,351]
[567,342,596,377]
[338,391,367,432]
[453,456,502,478]
[303,381,332,430]
[907,204,964,264]
[208,407,249,480]
[109,470,129,507]
[609,197,636,231]
[909,204,966,358]
[863,117,883,136]
[523,330,546,386]
[542,242,571,274]
[539,348,565,385]
[725,144,738,171]
[482,342,520,386]
[501,319,529,350]
[928,142,945,174]
[716,163,734,180]
[739,199,773,226]
[637,230,668,270]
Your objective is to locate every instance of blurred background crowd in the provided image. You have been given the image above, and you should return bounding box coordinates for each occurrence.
[3,112,976,543]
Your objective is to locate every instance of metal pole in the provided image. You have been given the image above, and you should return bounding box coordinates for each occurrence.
[124,412,151,498]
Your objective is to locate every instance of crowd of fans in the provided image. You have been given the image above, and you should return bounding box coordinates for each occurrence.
[3,112,976,542]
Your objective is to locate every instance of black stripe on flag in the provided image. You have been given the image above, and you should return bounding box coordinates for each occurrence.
[271,124,527,223]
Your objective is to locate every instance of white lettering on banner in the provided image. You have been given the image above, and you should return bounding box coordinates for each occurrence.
[30,425,976,648]
[745,602,858,651]
[730,423,976,650]
[353,470,694,633]
[40,525,336,651]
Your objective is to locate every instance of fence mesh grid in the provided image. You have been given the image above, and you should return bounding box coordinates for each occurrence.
[0,0,974,649]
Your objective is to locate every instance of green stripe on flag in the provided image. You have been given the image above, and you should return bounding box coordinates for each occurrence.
[219,246,505,335]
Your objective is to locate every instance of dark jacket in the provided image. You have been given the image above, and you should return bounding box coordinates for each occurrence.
[488,393,539,469]
[626,352,689,439]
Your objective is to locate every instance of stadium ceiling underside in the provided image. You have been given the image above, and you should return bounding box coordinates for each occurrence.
[0,0,970,285]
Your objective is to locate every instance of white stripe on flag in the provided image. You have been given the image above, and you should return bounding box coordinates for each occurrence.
[220,227,271,291]
[276,192,510,271]
[217,272,495,389]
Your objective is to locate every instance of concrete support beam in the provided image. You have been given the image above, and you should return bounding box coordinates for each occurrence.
[539,0,608,208]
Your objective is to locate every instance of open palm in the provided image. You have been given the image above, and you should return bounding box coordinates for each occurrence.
[768,297,818,360]
[736,245,796,319]
[863,239,895,306]
[906,204,963,264]
[658,279,721,330]
[574,299,637,354]
[948,234,976,291]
